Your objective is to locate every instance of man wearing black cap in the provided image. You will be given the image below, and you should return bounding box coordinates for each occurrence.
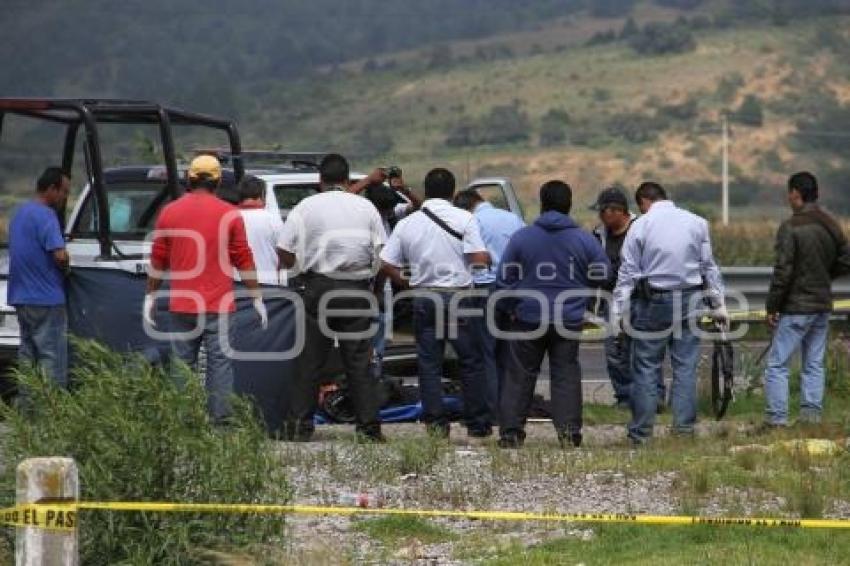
[590,187,636,409]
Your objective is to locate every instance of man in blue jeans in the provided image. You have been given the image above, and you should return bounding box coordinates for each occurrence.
[146,156,267,425]
[8,167,71,387]
[453,188,525,423]
[613,182,727,444]
[381,168,491,439]
[764,172,850,427]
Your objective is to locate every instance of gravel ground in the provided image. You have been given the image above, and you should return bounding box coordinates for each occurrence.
[275,420,839,565]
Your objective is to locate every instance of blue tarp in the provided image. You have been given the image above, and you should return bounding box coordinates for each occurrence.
[66,268,298,434]
[65,267,446,431]
[315,396,463,425]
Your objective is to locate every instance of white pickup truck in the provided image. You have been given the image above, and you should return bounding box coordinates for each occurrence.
[0,162,525,376]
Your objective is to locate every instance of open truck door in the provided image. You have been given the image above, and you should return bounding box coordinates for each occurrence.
[0,99,301,433]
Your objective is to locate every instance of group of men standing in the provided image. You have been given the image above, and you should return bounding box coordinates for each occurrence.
[8,155,850,445]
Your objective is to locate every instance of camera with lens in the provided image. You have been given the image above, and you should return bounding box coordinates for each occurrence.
[382,165,403,179]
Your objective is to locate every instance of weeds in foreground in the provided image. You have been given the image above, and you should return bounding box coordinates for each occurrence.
[0,339,289,565]
[483,524,850,565]
[353,515,456,546]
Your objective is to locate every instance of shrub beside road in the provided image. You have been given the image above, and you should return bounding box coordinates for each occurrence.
[0,339,849,563]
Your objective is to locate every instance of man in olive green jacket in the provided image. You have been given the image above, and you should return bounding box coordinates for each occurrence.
[764,171,850,427]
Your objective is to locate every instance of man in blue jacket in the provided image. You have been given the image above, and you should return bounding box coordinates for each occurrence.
[495,180,610,448]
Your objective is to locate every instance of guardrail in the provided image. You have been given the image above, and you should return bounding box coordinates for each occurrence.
[721,267,850,310]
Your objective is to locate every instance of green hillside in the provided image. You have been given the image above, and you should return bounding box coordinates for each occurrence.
[2,0,850,221]
[245,14,850,220]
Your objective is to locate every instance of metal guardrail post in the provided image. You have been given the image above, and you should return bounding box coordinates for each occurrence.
[16,458,79,566]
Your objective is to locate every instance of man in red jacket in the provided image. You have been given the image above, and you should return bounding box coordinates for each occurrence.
[145,155,267,423]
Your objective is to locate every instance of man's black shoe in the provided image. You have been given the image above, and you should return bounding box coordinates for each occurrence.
[497,433,525,449]
[558,431,582,449]
[356,431,387,444]
[468,427,493,439]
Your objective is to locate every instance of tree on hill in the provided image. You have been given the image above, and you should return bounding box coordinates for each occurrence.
[478,103,532,145]
[444,102,532,147]
[539,108,572,147]
[628,21,697,56]
[731,95,764,127]
[795,96,850,156]
[620,17,639,39]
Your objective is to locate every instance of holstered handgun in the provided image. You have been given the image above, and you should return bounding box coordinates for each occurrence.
[632,277,651,301]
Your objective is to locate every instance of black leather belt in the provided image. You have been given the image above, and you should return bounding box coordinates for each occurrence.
[649,284,703,295]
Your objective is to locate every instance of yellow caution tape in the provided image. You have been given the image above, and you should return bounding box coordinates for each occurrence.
[3,501,850,531]
[582,298,850,337]
[0,504,77,531]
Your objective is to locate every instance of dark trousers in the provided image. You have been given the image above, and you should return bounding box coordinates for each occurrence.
[288,274,381,437]
[500,321,582,438]
[413,292,489,433]
[470,285,500,422]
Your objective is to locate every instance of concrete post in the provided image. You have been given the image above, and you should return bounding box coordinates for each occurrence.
[16,458,79,566]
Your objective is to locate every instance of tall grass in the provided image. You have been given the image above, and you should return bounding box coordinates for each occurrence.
[710,220,850,266]
[0,340,289,564]
[711,222,778,266]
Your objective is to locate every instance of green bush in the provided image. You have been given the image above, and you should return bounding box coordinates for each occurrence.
[731,95,764,127]
[628,21,696,56]
[606,111,668,143]
[444,102,531,147]
[0,340,289,565]
[539,108,572,147]
[715,72,745,103]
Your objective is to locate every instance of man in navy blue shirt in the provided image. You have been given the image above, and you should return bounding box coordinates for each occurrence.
[8,167,71,387]
[495,180,609,449]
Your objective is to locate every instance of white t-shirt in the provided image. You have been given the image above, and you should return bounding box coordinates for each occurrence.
[380,198,487,288]
[279,190,387,280]
[240,207,286,286]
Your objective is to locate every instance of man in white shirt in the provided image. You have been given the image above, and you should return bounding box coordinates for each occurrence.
[380,168,491,439]
[237,176,286,286]
[279,154,388,443]
[613,181,727,445]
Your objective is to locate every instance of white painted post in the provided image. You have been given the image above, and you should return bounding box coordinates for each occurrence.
[16,458,79,566]
[721,115,730,226]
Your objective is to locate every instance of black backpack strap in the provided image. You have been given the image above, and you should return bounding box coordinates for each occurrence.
[421,207,463,241]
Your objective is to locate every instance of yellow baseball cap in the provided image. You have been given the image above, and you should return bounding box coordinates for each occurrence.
[188,155,222,181]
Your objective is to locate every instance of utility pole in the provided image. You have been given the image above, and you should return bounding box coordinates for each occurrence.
[721,115,729,226]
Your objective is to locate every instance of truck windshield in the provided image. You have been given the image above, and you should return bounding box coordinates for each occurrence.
[274,184,319,212]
